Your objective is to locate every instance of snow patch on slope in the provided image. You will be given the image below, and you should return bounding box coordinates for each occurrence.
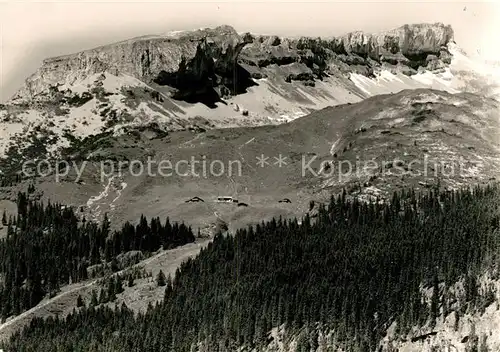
[350,43,500,100]
[0,115,27,156]
[350,69,458,97]
[0,72,179,157]
[0,99,107,157]
[59,72,148,94]
[86,175,129,221]
[67,99,104,137]
[111,182,127,208]
[87,176,114,209]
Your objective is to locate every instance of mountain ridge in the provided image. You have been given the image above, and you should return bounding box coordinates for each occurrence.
[3,22,493,165]
[11,22,454,102]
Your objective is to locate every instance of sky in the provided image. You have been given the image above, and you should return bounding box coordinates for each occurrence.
[0,0,499,102]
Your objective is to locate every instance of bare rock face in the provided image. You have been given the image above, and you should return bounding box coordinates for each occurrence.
[338,23,453,58]
[14,25,252,102]
[239,34,301,68]
[239,22,454,80]
[12,23,455,104]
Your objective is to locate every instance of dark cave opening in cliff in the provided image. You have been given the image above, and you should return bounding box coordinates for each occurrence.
[405,52,433,70]
[229,63,258,95]
[152,63,257,108]
[153,71,219,108]
[182,87,222,109]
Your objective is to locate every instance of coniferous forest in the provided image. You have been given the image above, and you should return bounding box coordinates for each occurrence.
[3,185,500,351]
[0,192,195,321]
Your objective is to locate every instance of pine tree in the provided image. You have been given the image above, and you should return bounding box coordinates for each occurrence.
[90,290,98,307]
[114,276,123,294]
[107,279,116,302]
[430,271,440,328]
[156,270,166,287]
[98,288,107,304]
[296,331,310,352]
[76,295,84,308]
[164,275,173,302]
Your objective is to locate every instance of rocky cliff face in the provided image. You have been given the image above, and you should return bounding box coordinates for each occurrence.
[12,23,454,103]
[338,23,453,58]
[239,22,454,83]
[13,25,253,103]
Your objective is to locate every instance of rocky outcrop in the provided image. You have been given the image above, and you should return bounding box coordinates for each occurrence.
[239,23,454,81]
[336,23,453,58]
[13,25,254,103]
[12,23,455,103]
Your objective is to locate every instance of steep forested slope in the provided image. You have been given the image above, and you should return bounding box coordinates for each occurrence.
[4,185,500,351]
[0,191,195,321]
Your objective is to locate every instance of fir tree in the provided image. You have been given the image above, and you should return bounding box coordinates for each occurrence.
[90,290,98,307]
[156,270,166,287]
[127,275,134,287]
[98,288,107,304]
[76,295,84,308]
